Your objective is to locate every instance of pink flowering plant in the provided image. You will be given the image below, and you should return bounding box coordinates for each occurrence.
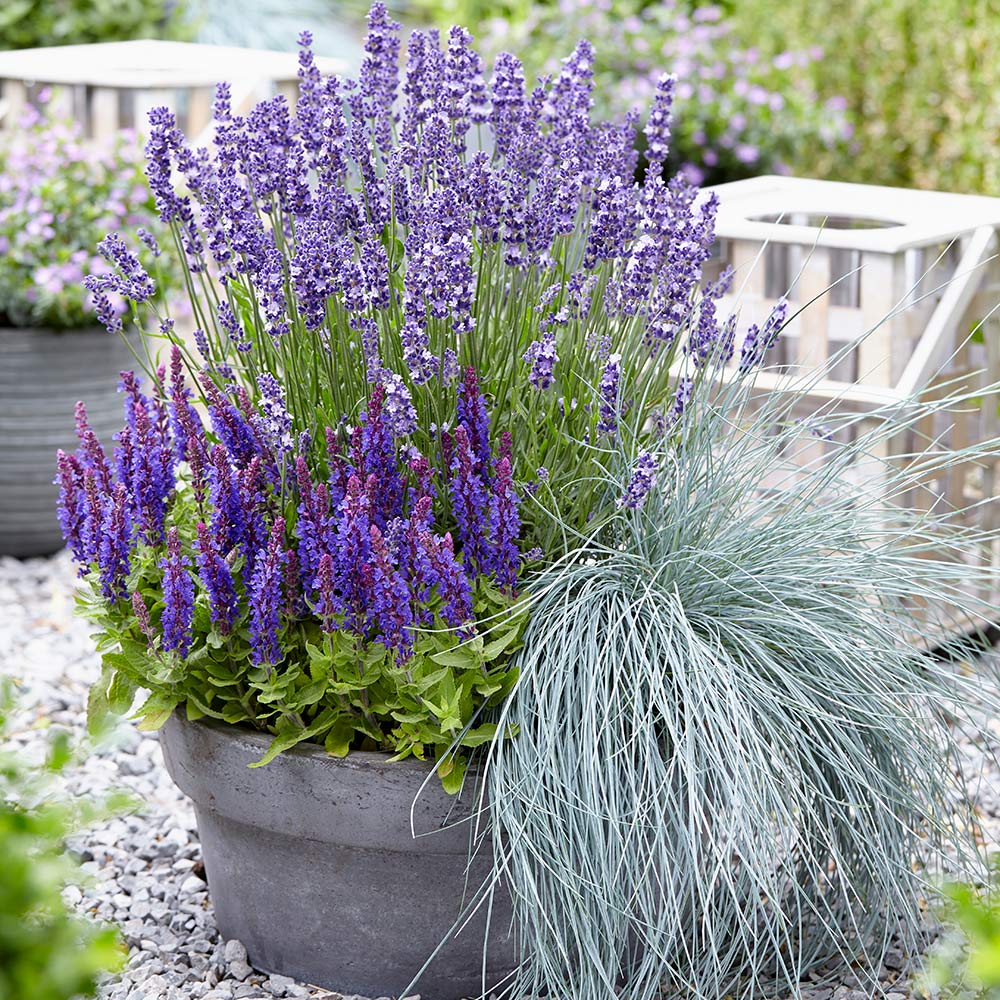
[59,5,784,785]
[0,101,168,331]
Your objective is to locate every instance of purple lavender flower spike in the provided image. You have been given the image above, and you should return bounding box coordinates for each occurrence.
[353,2,403,153]
[255,372,294,461]
[196,520,239,634]
[380,373,418,438]
[523,332,559,391]
[86,286,123,334]
[644,74,676,175]
[445,26,488,132]
[618,452,659,510]
[597,352,622,436]
[137,227,161,258]
[160,527,194,656]
[739,298,789,372]
[249,518,288,668]
[218,301,251,353]
[401,320,437,385]
[94,233,156,303]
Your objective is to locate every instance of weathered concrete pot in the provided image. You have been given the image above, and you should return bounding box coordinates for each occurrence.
[0,326,134,558]
[159,713,516,1000]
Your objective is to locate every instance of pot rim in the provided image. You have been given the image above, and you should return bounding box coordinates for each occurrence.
[168,710,480,778]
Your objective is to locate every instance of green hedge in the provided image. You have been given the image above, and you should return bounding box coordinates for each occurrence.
[727,0,1000,194]
[0,0,194,49]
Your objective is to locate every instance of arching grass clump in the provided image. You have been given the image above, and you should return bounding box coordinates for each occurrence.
[472,366,1000,1000]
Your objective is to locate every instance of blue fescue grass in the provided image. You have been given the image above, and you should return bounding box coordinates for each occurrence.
[457,336,1000,1000]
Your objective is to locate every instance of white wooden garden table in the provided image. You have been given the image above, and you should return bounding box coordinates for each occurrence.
[0,39,346,140]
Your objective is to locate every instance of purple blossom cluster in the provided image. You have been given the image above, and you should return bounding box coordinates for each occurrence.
[56,349,522,665]
[0,96,165,330]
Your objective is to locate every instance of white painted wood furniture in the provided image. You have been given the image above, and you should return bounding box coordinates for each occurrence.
[704,175,1000,622]
[0,39,346,141]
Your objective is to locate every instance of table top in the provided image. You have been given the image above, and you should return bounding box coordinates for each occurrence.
[0,38,346,89]
[704,175,1000,252]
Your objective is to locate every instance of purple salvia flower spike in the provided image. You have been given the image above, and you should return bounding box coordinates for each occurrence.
[196,520,239,634]
[160,526,194,656]
[248,518,288,668]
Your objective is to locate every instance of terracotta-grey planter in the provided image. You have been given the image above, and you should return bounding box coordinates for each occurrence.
[0,325,134,558]
[159,713,516,1000]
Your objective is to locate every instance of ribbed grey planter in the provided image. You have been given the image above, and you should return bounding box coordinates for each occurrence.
[0,326,134,558]
[159,713,516,1000]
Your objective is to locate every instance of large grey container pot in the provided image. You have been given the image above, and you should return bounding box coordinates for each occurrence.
[0,326,134,558]
[159,713,517,1000]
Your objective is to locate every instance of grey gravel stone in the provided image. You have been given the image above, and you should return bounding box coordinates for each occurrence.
[223,940,248,965]
[228,960,253,983]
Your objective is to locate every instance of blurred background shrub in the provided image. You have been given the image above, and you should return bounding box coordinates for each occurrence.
[921,861,1000,999]
[0,680,126,1000]
[716,0,1000,194]
[417,0,849,186]
[0,100,170,330]
[408,0,1000,195]
[0,0,194,48]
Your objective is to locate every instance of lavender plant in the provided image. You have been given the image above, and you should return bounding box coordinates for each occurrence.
[89,3,783,556]
[0,101,167,331]
[60,347,526,789]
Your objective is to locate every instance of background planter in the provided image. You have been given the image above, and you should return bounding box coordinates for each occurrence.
[0,326,134,558]
[159,713,516,1000]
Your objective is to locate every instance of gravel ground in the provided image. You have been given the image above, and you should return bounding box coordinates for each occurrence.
[2,549,999,1000]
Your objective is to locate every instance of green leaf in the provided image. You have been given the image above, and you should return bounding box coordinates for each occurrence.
[86,661,114,736]
[107,671,138,715]
[323,716,356,757]
[437,755,467,795]
[248,709,337,768]
[481,625,522,662]
[132,691,179,732]
[429,645,481,669]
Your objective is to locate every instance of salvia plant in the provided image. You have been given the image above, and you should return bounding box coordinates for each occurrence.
[0,99,169,331]
[60,348,527,789]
